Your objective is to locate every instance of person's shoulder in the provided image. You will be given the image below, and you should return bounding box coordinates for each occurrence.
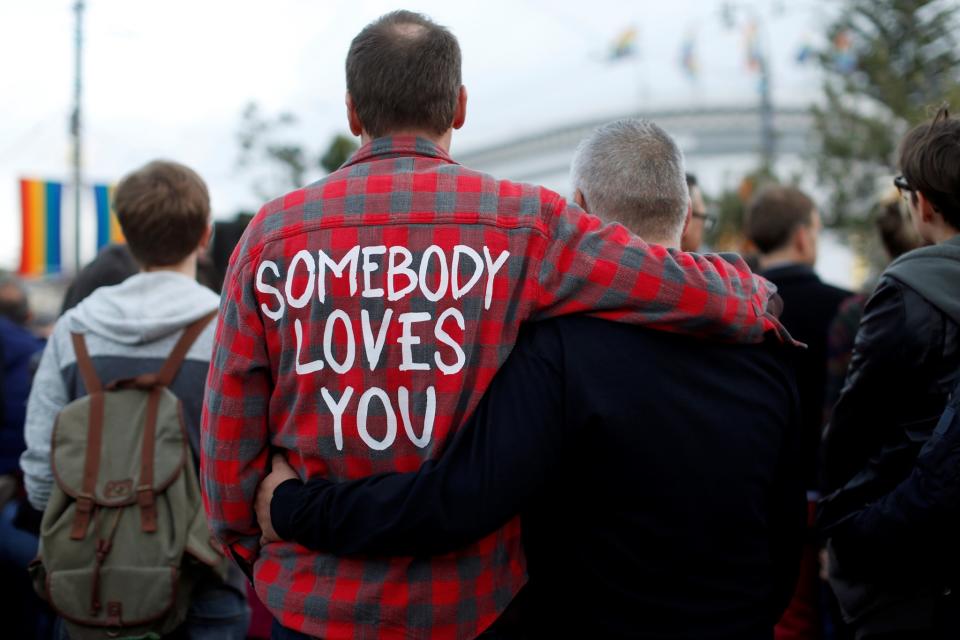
[0,316,44,358]
[850,275,915,357]
[818,279,854,303]
[536,316,679,359]
[449,161,572,228]
[192,312,219,356]
[533,315,617,340]
[229,175,342,270]
[867,274,913,316]
[540,316,796,387]
[513,316,569,358]
[451,159,551,198]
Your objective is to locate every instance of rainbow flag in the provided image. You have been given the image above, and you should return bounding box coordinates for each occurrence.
[680,32,698,79]
[832,29,857,75]
[19,178,63,276]
[608,27,638,61]
[744,20,762,72]
[93,183,124,249]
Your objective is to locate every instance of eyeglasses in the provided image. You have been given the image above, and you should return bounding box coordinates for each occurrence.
[692,211,718,232]
[894,175,913,198]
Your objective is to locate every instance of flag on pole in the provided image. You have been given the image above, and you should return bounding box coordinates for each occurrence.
[19,178,63,277]
[608,26,638,61]
[680,31,698,78]
[744,20,762,72]
[93,183,124,249]
[795,35,815,65]
[833,29,856,74]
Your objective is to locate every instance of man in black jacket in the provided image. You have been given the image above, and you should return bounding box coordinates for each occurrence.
[255,119,806,640]
[746,186,853,491]
[745,185,853,638]
[821,106,960,639]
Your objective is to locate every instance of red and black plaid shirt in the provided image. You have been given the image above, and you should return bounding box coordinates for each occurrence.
[201,136,785,639]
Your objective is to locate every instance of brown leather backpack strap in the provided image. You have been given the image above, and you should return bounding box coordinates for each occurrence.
[155,312,216,387]
[71,332,103,394]
[134,312,215,533]
[69,333,105,539]
[136,388,163,533]
[71,389,104,540]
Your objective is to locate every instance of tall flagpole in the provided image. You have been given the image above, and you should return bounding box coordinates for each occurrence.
[757,21,775,171]
[71,0,84,273]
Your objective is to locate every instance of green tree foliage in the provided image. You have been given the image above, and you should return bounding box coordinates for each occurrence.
[320,134,359,174]
[812,0,960,227]
[235,102,358,202]
[236,102,304,201]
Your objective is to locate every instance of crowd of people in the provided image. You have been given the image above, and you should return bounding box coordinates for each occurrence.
[2,9,959,640]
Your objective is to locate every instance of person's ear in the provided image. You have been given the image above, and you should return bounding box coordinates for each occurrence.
[682,200,693,237]
[573,188,588,212]
[452,85,468,130]
[917,190,938,224]
[346,92,363,137]
[792,223,811,257]
[198,223,214,252]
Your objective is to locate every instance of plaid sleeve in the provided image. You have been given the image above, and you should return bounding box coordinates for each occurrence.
[532,195,782,343]
[201,255,272,566]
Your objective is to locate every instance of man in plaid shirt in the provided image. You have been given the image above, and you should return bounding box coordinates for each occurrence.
[202,10,788,640]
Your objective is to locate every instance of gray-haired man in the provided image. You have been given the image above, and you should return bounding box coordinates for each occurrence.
[256,119,805,639]
[570,118,693,247]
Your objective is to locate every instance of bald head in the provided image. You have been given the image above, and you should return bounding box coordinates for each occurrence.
[346,10,462,138]
[393,22,427,38]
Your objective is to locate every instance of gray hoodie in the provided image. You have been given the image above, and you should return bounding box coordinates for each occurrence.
[20,271,219,511]
[884,234,960,325]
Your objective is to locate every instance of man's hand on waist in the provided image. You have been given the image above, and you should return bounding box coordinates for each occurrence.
[256,453,301,545]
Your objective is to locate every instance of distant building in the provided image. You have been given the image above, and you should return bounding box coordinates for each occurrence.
[457,105,814,200]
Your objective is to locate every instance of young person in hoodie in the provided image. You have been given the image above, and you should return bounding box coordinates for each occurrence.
[20,160,250,639]
[820,105,960,639]
[201,11,790,640]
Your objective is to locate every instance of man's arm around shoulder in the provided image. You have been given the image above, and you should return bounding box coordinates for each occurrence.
[532,194,786,343]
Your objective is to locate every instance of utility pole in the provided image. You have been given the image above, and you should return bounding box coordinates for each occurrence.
[758,46,775,171]
[71,0,84,273]
[720,1,777,172]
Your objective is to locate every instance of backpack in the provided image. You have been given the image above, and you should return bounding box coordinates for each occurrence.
[30,312,228,640]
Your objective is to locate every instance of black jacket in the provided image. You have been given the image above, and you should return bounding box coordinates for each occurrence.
[271,317,805,640]
[0,317,44,476]
[761,263,851,491]
[826,375,960,575]
[821,237,960,632]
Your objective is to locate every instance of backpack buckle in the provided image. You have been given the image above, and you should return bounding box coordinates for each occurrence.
[136,485,157,533]
[105,600,122,628]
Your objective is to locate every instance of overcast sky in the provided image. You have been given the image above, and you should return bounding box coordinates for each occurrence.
[0,0,829,271]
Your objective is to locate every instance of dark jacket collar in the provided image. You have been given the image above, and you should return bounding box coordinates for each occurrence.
[341,136,458,169]
[760,262,820,284]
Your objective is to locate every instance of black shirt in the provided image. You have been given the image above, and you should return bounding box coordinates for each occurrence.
[272,317,805,639]
[761,263,851,491]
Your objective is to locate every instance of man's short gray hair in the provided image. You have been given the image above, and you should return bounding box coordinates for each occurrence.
[570,119,689,240]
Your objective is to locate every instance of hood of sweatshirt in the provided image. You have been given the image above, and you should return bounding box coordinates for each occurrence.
[67,271,220,345]
[884,234,960,326]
